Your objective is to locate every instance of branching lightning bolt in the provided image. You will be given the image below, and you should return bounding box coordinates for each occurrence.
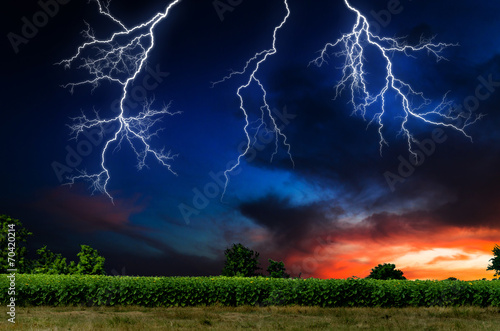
[212,0,294,200]
[57,0,183,202]
[310,0,481,157]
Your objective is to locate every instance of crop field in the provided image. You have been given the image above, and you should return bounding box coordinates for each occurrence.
[1,275,500,308]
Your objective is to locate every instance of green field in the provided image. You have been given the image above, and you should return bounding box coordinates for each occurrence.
[2,306,500,330]
[1,274,499,308]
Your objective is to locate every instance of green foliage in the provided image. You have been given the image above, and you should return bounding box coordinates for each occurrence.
[30,245,102,275]
[76,245,106,275]
[32,246,68,274]
[0,215,33,273]
[366,263,406,280]
[1,275,499,308]
[267,259,290,278]
[0,215,105,276]
[487,244,500,278]
[221,243,260,277]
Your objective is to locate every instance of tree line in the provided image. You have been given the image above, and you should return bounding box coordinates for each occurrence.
[1,215,105,275]
[221,242,500,280]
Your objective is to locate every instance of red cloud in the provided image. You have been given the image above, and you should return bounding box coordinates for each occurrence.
[33,184,146,233]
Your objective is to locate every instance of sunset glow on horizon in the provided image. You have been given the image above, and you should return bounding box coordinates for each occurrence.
[279,218,498,280]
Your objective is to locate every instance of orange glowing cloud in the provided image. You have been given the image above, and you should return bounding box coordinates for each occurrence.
[282,214,499,280]
[427,253,471,265]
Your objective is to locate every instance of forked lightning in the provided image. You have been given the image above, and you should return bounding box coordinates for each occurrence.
[212,0,294,200]
[58,0,183,202]
[310,0,480,158]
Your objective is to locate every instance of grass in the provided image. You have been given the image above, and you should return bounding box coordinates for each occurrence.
[1,306,500,330]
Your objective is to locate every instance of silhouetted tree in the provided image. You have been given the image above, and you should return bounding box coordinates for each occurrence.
[487,244,500,279]
[366,263,406,280]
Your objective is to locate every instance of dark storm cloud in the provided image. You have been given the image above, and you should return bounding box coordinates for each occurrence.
[239,197,437,251]
[378,59,500,229]
[239,194,344,249]
[249,0,500,204]
[354,211,444,241]
[332,205,500,246]
[248,65,387,192]
[246,37,500,231]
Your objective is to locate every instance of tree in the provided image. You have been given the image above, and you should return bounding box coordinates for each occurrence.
[221,243,260,277]
[75,245,106,275]
[267,259,290,278]
[32,246,74,274]
[32,245,105,275]
[366,263,406,280]
[487,244,500,279]
[0,215,33,273]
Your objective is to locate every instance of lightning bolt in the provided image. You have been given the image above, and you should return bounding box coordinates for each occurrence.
[310,0,481,158]
[57,0,183,202]
[212,0,294,200]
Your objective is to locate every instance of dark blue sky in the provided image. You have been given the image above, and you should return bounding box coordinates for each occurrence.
[2,0,500,279]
